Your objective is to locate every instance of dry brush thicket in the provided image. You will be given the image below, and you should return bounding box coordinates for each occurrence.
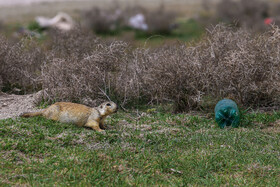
[201,0,280,32]
[1,25,280,111]
[82,6,123,34]
[82,5,176,35]
[216,0,269,31]
[127,25,280,111]
[41,29,133,106]
[0,36,45,93]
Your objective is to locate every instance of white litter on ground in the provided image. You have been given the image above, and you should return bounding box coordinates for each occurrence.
[35,12,74,31]
[128,13,148,31]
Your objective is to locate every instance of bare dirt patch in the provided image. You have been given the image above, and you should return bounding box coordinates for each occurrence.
[0,91,42,119]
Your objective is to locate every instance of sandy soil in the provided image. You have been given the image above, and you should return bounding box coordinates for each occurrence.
[0,91,42,119]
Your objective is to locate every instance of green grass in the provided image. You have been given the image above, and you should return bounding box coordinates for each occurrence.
[0,109,279,186]
[1,18,205,50]
[172,18,205,41]
[130,19,205,47]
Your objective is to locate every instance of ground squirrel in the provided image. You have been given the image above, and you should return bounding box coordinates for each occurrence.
[20,101,117,132]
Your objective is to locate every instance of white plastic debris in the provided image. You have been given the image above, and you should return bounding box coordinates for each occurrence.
[128,13,148,31]
[35,12,74,31]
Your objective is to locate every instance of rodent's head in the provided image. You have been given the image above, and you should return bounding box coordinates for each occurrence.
[98,101,118,116]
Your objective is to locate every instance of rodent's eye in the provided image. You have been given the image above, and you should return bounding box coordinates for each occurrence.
[106,103,111,106]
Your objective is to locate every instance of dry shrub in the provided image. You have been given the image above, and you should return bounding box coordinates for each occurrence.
[126,5,177,35]
[82,6,123,34]
[0,35,45,93]
[40,25,280,111]
[138,25,280,111]
[0,35,8,90]
[81,5,176,36]
[144,6,176,35]
[137,46,207,111]
[216,0,269,31]
[202,25,280,108]
[41,28,132,106]
[1,25,279,111]
[47,28,100,58]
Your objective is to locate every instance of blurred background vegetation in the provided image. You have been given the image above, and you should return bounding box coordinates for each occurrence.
[1,0,280,45]
[0,0,280,112]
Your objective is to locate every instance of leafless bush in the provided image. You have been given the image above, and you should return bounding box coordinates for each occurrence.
[47,28,100,58]
[82,6,123,34]
[81,5,176,36]
[124,5,177,35]
[205,25,280,108]
[1,25,275,111]
[215,0,269,31]
[41,28,132,106]
[39,25,280,111]
[0,35,8,90]
[0,35,45,93]
[144,5,176,35]
[126,44,222,111]
[137,25,280,111]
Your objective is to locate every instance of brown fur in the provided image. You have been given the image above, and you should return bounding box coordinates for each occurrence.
[20,101,117,132]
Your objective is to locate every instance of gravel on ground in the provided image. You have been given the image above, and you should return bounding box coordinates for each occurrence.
[0,91,42,119]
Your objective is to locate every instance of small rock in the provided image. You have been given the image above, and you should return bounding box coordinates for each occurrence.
[2,103,7,107]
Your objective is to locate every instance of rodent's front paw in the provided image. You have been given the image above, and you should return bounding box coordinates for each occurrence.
[97,129,105,133]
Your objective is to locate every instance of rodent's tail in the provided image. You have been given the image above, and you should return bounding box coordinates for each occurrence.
[20,111,43,118]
